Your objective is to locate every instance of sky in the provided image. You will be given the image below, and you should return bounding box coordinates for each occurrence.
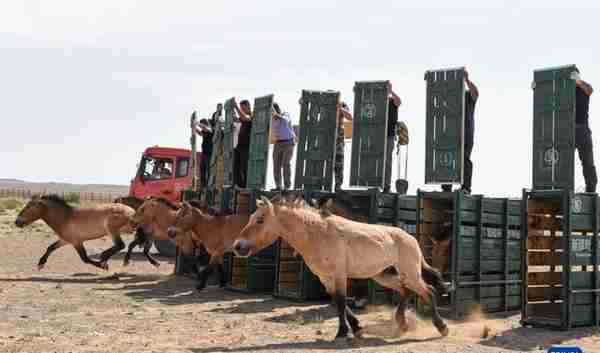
[1,1,599,198]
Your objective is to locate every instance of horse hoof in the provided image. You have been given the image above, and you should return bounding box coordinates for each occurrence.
[100,262,109,271]
[153,262,160,268]
[333,336,350,344]
[353,329,364,339]
[123,261,130,267]
[37,264,45,271]
[439,325,449,337]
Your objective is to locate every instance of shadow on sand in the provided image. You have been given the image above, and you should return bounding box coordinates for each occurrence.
[206,296,325,315]
[479,325,599,352]
[190,336,443,353]
[0,272,162,285]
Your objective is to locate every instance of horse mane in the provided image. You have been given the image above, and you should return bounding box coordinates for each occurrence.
[270,194,327,217]
[41,194,74,211]
[149,196,179,210]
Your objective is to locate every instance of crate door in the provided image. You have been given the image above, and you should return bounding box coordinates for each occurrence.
[247,95,274,190]
[532,65,577,191]
[294,90,339,191]
[350,81,389,187]
[424,68,465,185]
[223,98,236,187]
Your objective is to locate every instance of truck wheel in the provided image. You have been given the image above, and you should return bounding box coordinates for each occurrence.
[154,239,177,258]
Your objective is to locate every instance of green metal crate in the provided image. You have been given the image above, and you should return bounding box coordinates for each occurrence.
[294,90,339,192]
[531,65,578,191]
[416,190,523,318]
[521,189,600,329]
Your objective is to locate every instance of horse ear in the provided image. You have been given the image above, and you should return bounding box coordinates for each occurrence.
[325,199,334,208]
[256,199,265,209]
[309,199,318,207]
[426,234,438,246]
[260,196,272,208]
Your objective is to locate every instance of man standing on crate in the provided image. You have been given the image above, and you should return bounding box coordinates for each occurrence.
[572,69,596,192]
[442,69,478,195]
[334,101,353,191]
[271,102,296,191]
[233,99,252,188]
[384,82,402,193]
[193,118,215,187]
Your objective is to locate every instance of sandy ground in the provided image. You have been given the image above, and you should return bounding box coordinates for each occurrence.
[1,207,599,353]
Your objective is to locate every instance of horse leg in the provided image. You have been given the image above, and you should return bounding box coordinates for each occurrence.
[123,235,144,266]
[74,243,108,270]
[98,233,126,267]
[37,240,67,270]
[407,277,448,337]
[345,307,363,338]
[373,272,410,333]
[195,256,220,292]
[216,262,226,288]
[142,240,160,268]
[333,276,350,340]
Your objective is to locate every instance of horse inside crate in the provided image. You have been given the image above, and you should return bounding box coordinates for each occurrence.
[525,195,600,328]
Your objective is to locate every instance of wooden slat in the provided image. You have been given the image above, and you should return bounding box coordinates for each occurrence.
[528,199,561,214]
[278,282,299,291]
[278,272,299,282]
[528,271,563,286]
[527,286,563,302]
[528,252,563,266]
[528,214,561,230]
[527,236,564,250]
[278,261,300,272]
[527,302,562,319]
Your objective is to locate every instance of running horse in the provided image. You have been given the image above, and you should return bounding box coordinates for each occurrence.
[15,194,135,271]
[232,195,449,341]
[166,203,255,291]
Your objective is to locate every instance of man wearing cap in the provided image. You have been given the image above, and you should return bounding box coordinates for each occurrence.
[335,101,353,191]
[271,102,296,191]
[572,69,596,192]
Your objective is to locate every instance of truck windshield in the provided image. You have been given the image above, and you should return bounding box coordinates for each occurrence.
[141,156,174,181]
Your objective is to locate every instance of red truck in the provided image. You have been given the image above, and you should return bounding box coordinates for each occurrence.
[129,146,202,203]
[128,146,202,257]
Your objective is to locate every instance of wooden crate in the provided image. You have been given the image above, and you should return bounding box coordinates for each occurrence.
[223,188,278,294]
[274,239,328,301]
[416,190,523,317]
[521,189,600,329]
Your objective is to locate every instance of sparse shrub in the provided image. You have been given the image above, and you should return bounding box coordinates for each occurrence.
[63,192,81,204]
[0,198,24,211]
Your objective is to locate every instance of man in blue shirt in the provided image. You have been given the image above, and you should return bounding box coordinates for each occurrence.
[271,102,296,190]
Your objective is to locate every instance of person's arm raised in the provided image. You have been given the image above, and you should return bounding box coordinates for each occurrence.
[464,70,479,99]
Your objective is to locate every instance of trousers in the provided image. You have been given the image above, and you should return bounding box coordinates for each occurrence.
[273,140,295,189]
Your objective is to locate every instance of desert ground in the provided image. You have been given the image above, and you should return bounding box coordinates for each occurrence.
[1,201,599,353]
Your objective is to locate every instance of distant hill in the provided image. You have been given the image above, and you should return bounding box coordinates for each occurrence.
[0,178,25,183]
[0,179,129,195]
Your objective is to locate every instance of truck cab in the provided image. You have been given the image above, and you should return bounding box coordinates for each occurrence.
[129,146,202,203]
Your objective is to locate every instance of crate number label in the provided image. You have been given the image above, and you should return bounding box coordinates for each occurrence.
[571,238,591,257]
[438,151,455,168]
[361,102,377,120]
[571,197,583,214]
[544,148,559,166]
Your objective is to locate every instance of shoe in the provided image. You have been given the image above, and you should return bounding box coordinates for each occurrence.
[383,186,390,193]
[441,184,452,192]
[460,187,471,195]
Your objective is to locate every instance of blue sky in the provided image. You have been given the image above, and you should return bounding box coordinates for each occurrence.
[1,1,598,197]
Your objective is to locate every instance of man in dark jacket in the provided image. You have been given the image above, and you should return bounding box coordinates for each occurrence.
[573,69,596,192]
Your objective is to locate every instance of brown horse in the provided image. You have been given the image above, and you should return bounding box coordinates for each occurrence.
[15,194,135,271]
[127,196,204,268]
[232,195,449,341]
[113,195,156,266]
[427,223,453,273]
[166,203,251,291]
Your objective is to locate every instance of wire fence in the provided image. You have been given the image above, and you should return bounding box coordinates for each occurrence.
[0,188,127,203]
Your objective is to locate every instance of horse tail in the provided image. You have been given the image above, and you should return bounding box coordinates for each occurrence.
[421,261,449,296]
